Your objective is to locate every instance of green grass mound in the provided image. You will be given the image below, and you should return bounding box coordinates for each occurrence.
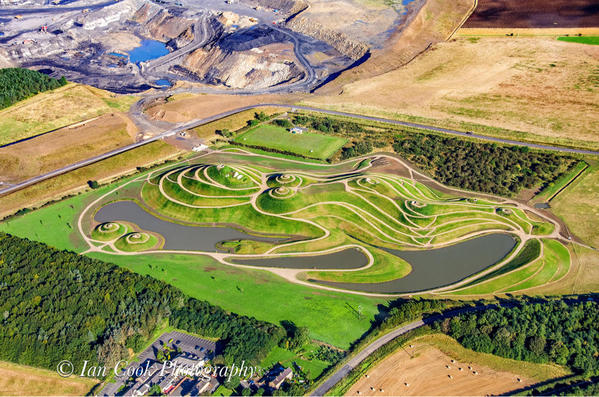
[115,232,159,252]
[269,186,296,199]
[267,173,302,188]
[206,165,257,189]
[91,222,128,241]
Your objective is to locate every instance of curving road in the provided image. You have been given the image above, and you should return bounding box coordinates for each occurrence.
[1,102,598,197]
[310,305,497,396]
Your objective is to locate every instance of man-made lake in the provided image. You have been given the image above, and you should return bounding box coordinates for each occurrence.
[127,39,169,63]
[231,248,369,269]
[313,234,517,294]
[94,201,286,252]
[95,201,516,293]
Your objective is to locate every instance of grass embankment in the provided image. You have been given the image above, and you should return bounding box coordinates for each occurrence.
[234,124,347,160]
[552,164,599,247]
[534,161,588,202]
[0,83,137,146]
[557,36,599,45]
[91,222,129,241]
[114,232,159,252]
[449,239,570,295]
[0,360,99,396]
[261,345,331,380]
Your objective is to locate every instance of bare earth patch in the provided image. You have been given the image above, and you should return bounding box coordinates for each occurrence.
[145,92,299,124]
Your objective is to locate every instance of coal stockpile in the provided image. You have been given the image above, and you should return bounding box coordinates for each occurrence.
[220,25,289,52]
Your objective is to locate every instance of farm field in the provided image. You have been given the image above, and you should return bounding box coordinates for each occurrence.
[0,83,136,146]
[234,124,347,160]
[0,140,184,219]
[0,360,99,396]
[304,35,599,151]
[346,333,569,396]
[558,36,599,45]
[0,113,138,184]
[463,0,599,28]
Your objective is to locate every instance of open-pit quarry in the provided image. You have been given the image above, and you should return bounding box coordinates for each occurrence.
[0,0,424,93]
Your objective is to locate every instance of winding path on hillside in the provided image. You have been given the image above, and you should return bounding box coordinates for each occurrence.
[76,148,578,298]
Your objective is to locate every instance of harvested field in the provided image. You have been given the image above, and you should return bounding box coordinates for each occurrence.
[145,92,299,124]
[0,360,99,396]
[0,141,183,219]
[346,334,569,396]
[0,113,137,184]
[306,35,599,150]
[464,0,599,29]
[0,83,137,146]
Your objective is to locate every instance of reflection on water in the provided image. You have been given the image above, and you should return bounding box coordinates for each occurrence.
[94,201,286,252]
[313,234,517,294]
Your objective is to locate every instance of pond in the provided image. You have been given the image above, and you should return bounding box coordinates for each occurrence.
[127,39,169,64]
[311,234,517,294]
[94,201,287,252]
[94,201,517,293]
[231,248,369,269]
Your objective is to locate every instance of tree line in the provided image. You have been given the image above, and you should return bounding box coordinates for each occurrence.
[433,299,599,375]
[0,68,67,109]
[0,232,284,375]
[392,134,576,196]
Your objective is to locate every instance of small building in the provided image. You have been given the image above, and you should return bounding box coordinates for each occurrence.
[269,368,293,390]
[290,127,307,134]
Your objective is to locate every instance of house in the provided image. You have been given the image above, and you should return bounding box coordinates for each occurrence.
[269,368,293,390]
[290,127,307,134]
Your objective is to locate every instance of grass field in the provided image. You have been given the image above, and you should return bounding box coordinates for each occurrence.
[533,161,588,203]
[234,124,347,160]
[557,36,599,45]
[0,360,99,396]
[552,165,599,247]
[0,83,137,146]
[0,141,183,219]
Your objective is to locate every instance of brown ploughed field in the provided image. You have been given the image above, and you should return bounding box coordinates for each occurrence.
[464,0,599,28]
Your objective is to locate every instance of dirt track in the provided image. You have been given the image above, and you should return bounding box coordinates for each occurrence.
[465,0,599,28]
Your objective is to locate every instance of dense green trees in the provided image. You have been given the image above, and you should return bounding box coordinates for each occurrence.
[0,68,67,109]
[434,300,599,375]
[0,233,283,375]
[392,134,575,196]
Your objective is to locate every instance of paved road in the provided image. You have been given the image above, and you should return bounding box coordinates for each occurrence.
[2,103,598,196]
[310,304,503,396]
[311,318,425,396]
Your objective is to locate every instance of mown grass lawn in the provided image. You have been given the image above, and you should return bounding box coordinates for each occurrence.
[234,124,347,160]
